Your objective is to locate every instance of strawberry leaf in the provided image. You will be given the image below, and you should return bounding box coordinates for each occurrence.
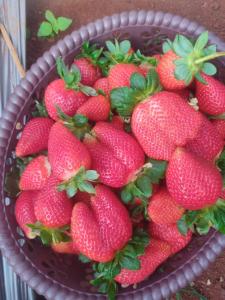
[37,21,53,38]
[45,10,57,24]
[79,254,91,263]
[202,62,217,76]
[204,44,217,56]
[130,73,146,90]
[120,256,140,270]
[85,170,99,181]
[57,17,72,31]
[194,31,209,51]
[194,72,207,84]
[162,39,173,53]
[32,100,48,117]
[120,40,131,54]
[106,41,116,53]
[79,85,98,96]
[177,215,189,236]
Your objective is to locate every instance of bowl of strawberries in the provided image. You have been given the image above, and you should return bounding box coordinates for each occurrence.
[1,10,225,300]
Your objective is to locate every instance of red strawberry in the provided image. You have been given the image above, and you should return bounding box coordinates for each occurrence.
[157,50,187,90]
[186,114,224,160]
[131,91,202,160]
[166,148,222,210]
[148,222,192,254]
[34,175,73,228]
[71,184,132,262]
[108,63,142,90]
[196,74,225,115]
[16,117,54,157]
[74,57,101,86]
[77,95,110,121]
[84,122,145,187]
[148,187,184,224]
[52,241,79,254]
[115,239,171,285]
[44,79,88,121]
[19,155,51,191]
[15,191,39,238]
[110,115,124,130]
[211,119,225,139]
[174,88,190,101]
[48,122,91,181]
[93,77,110,97]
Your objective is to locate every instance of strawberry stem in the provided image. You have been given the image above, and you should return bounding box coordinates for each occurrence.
[195,51,225,64]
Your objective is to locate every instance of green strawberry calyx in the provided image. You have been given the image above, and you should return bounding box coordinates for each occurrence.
[27,222,71,245]
[57,166,99,198]
[32,100,48,117]
[77,41,104,66]
[110,69,161,118]
[56,57,98,96]
[81,228,150,300]
[163,31,225,85]
[121,159,167,219]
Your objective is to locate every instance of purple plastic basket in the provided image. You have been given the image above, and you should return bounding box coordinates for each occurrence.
[1,10,225,300]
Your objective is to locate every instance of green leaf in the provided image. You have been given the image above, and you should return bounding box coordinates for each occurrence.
[213,209,225,234]
[204,44,217,56]
[196,218,210,235]
[136,176,152,198]
[66,184,78,198]
[57,17,72,31]
[80,85,98,96]
[79,254,91,263]
[162,39,173,53]
[120,40,131,54]
[45,10,56,24]
[146,159,167,183]
[120,256,140,270]
[78,181,96,194]
[40,230,52,245]
[37,21,53,37]
[202,62,217,76]
[108,281,117,300]
[177,34,194,54]
[72,114,88,127]
[32,100,48,117]
[121,188,133,204]
[194,31,209,51]
[173,36,188,57]
[106,41,116,53]
[177,216,189,236]
[174,63,190,81]
[194,72,207,84]
[85,170,99,181]
[130,72,146,90]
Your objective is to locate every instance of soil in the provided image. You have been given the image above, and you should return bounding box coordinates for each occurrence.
[26,1,225,299]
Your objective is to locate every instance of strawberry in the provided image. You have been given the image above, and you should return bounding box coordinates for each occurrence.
[131,91,202,160]
[77,95,110,121]
[148,187,184,224]
[148,222,192,254]
[74,57,101,86]
[139,54,161,76]
[115,239,171,285]
[83,122,145,187]
[108,63,142,90]
[211,119,225,139]
[195,74,225,115]
[52,241,79,254]
[174,88,190,101]
[166,148,222,210]
[34,175,73,228]
[15,191,39,239]
[19,155,51,190]
[186,114,224,160]
[16,117,54,157]
[93,77,110,96]
[110,115,124,130]
[71,184,132,262]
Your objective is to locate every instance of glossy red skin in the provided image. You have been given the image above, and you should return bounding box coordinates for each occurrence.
[34,175,73,228]
[108,63,142,89]
[74,58,101,86]
[77,95,110,121]
[16,117,54,157]
[186,113,224,160]
[110,115,124,130]
[48,122,91,181]
[157,50,187,90]
[131,91,202,160]
[15,191,39,238]
[93,77,110,97]
[166,148,223,210]
[148,187,184,224]
[51,241,79,254]
[196,74,225,115]
[19,155,51,190]
[115,239,171,285]
[71,184,132,262]
[211,119,225,139]
[84,122,145,187]
[148,222,192,255]
[44,79,88,121]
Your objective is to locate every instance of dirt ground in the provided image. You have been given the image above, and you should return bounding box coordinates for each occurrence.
[26,1,225,299]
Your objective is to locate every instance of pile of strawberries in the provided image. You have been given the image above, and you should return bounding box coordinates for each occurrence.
[13,32,225,299]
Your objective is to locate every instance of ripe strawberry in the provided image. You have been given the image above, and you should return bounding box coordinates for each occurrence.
[16,117,54,157]
[48,122,91,181]
[52,241,79,254]
[93,77,110,97]
[84,122,145,187]
[34,175,73,228]
[115,239,171,285]
[19,155,51,191]
[157,50,186,90]
[71,184,132,262]
[211,119,225,139]
[15,191,39,238]
[196,74,225,115]
[186,114,224,160]
[166,148,222,210]
[77,95,110,121]
[74,57,101,86]
[44,79,88,121]
[131,91,202,160]
[148,187,184,224]
[110,115,124,130]
[108,63,142,90]
[148,222,192,254]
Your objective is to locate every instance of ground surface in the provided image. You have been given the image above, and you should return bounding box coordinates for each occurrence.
[27,1,225,299]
